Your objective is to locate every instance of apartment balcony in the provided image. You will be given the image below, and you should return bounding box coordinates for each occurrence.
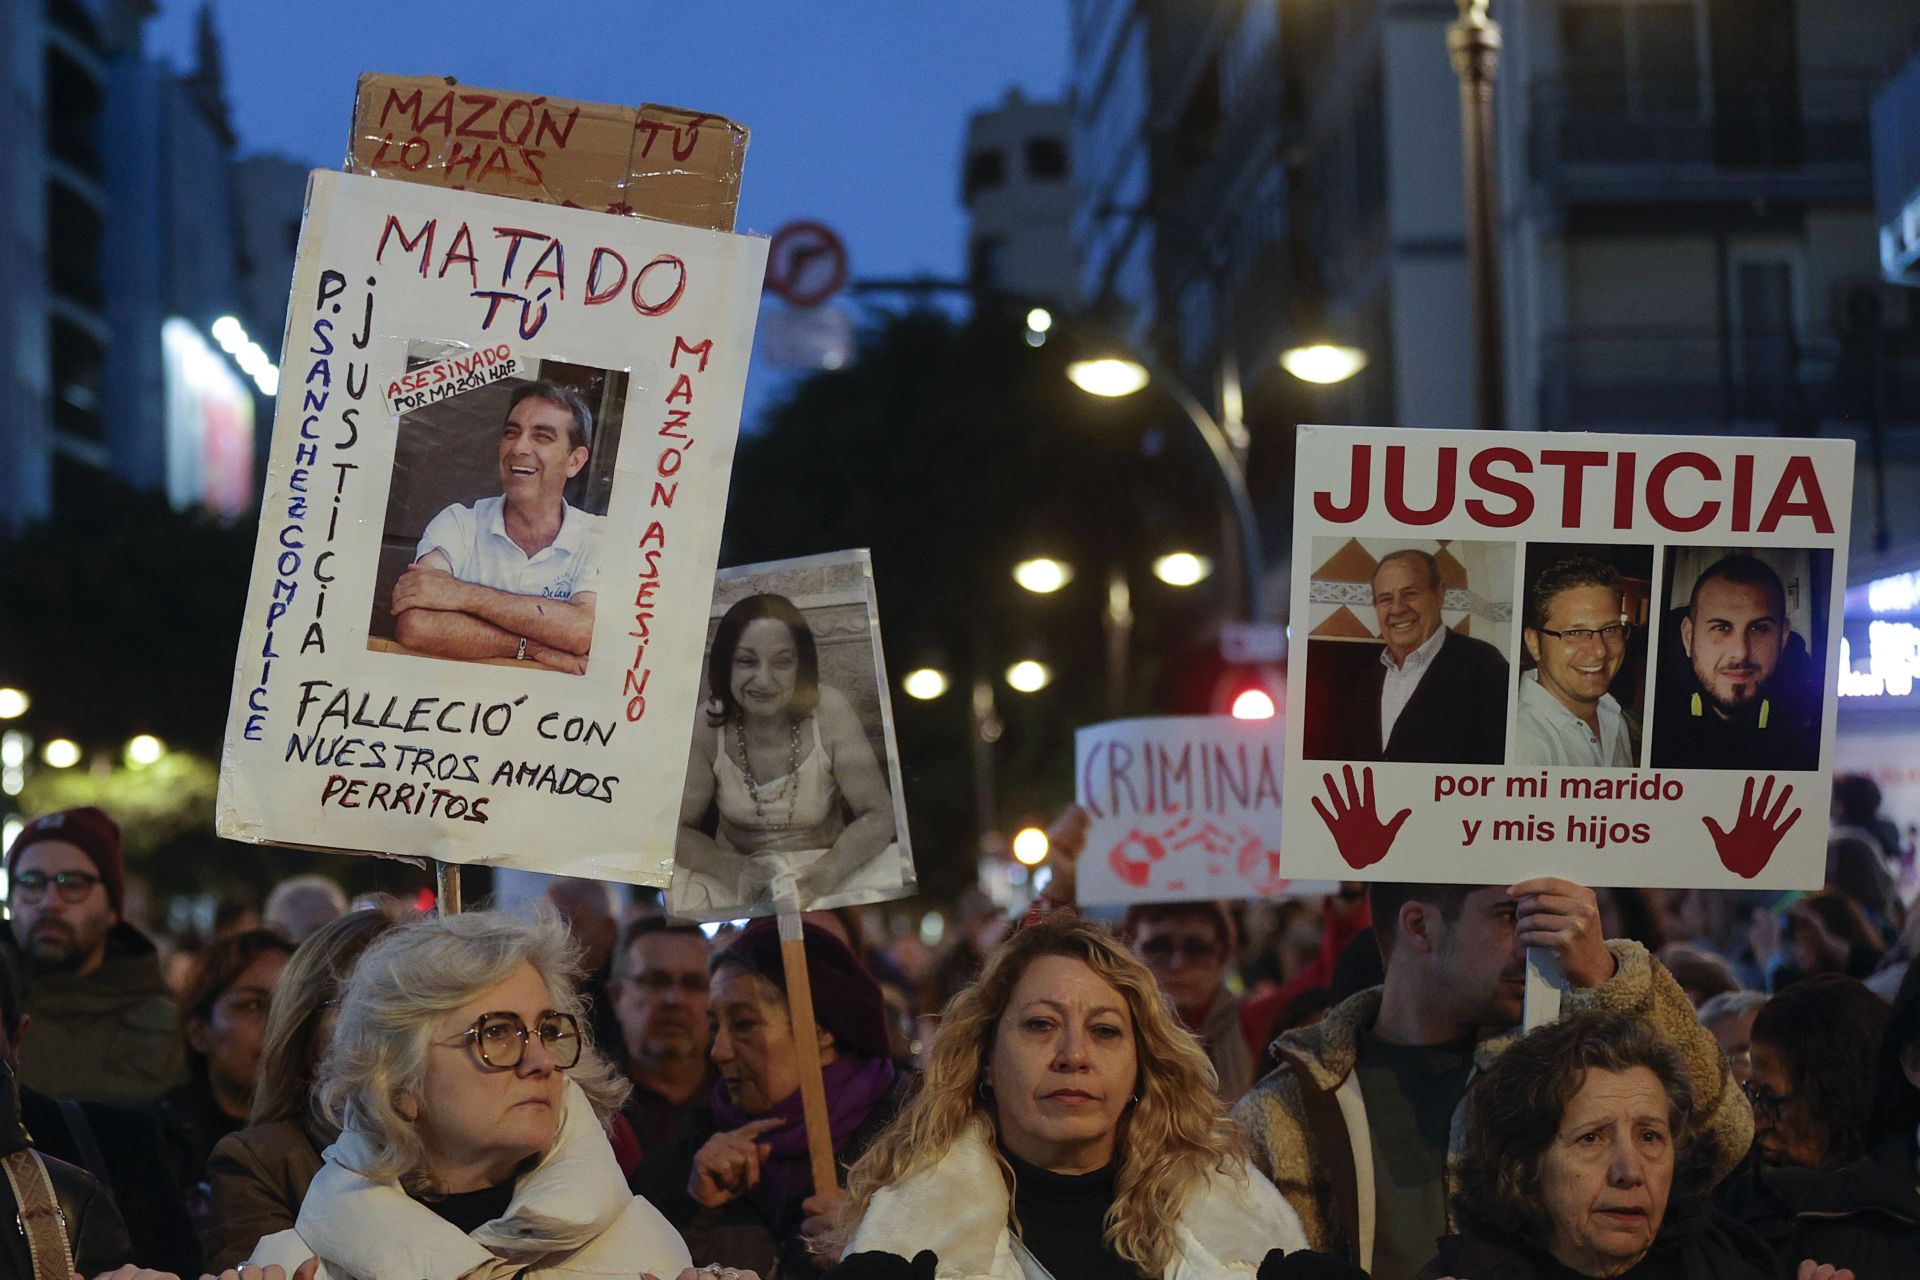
[1530,75,1877,206]
[1537,328,1920,434]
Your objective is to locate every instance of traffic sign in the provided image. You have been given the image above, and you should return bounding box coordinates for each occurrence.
[765,220,848,309]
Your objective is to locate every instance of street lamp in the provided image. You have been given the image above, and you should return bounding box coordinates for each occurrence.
[1152,552,1214,587]
[1005,660,1053,693]
[1280,343,1369,386]
[1012,826,1050,866]
[902,667,951,700]
[1012,557,1073,594]
[125,734,165,767]
[0,689,27,719]
[1065,357,1151,399]
[41,739,80,769]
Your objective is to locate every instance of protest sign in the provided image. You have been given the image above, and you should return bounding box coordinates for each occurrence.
[1283,425,1853,889]
[1074,715,1337,907]
[216,169,768,885]
[667,550,915,922]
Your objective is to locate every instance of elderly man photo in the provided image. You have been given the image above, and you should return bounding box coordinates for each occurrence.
[390,379,603,674]
[1651,553,1819,771]
[1514,556,1640,768]
[1306,549,1509,763]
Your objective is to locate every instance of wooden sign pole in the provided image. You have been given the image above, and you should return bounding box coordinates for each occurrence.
[436,861,463,915]
[776,906,838,1194]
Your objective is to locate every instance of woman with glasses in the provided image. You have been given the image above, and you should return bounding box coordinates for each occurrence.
[1119,903,1256,1101]
[246,910,727,1279]
[153,927,293,1238]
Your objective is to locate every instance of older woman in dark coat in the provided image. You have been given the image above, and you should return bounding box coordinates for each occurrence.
[1419,1012,1843,1280]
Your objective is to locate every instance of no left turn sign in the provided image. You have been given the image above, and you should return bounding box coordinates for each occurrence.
[765,220,848,309]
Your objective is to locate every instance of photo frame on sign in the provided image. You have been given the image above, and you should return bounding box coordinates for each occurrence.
[1514,543,1655,770]
[667,550,916,922]
[368,351,631,677]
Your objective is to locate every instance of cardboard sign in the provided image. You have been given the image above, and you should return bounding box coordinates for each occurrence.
[1283,425,1853,889]
[216,170,768,884]
[348,74,748,233]
[1075,715,1338,907]
[667,551,915,922]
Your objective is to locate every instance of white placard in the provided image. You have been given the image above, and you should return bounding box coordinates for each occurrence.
[1074,715,1338,906]
[667,551,916,922]
[1283,425,1853,888]
[217,170,768,884]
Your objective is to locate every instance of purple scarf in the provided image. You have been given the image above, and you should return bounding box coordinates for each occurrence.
[710,1054,897,1228]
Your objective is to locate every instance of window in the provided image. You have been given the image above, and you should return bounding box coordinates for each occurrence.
[1731,256,1800,420]
[970,236,1008,289]
[1561,0,1706,118]
[1026,138,1068,181]
[964,149,1006,202]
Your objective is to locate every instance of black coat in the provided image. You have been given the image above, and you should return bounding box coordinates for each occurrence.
[631,1071,912,1280]
[1720,1136,1920,1278]
[1416,1215,1774,1280]
[0,1067,134,1277]
[1304,629,1510,764]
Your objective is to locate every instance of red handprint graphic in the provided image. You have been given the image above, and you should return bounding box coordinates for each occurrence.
[1703,775,1801,879]
[1311,764,1410,870]
[1107,828,1168,886]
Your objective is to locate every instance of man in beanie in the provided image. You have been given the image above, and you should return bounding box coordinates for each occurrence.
[4,807,184,1104]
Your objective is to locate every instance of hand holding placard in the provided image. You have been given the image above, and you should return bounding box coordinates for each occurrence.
[1311,765,1410,870]
[1703,775,1801,879]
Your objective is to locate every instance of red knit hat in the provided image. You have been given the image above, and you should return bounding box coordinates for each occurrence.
[6,807,125,915]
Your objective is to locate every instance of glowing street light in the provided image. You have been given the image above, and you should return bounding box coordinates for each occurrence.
[1005,660,1053,693]
[1026,308,1054,334]
[903,667,952,700]
[1065,356,1151,398]
[41,738,81,769]
[1152,552,1213,587]
[125,734,165,767]
[1231,688,1278,720]
[1012,826,1050,866]
[0,689,27,719]
[1280,343,1368,385]
[1013,557,1073,594]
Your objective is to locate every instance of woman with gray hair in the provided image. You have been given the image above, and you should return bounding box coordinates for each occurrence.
[1418,1012,1847,1280]
[246,909,748,1279]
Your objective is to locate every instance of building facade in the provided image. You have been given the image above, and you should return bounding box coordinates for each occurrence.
[962,87,1081,306]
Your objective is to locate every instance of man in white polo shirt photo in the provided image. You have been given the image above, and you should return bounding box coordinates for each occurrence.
[390,379,603,674]
[1513,555,1639,767]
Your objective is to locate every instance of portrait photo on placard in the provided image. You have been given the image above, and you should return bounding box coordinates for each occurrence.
[668,551,915,922]
[1300,537,1515,764]
[1649,545,1832,772]
[365,347,630,677]
[1513,543,1655,769]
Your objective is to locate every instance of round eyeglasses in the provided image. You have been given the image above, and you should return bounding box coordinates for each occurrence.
[440,1010,582,1070]
[1535,622,1633,645]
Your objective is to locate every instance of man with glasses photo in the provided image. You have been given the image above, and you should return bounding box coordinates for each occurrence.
[1514,556,1641,767]
[2,807,183,1104]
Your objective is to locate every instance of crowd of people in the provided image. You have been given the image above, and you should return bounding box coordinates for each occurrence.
[0,781,1915,1279]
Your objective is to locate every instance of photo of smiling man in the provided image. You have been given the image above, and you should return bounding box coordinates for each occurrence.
[1514,551,1652,768]
[387,378,605,675]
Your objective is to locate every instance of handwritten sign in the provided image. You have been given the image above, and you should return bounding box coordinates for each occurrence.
[1075,716,1335,906]
[1282,425,1853,888]
[216,170,768,884]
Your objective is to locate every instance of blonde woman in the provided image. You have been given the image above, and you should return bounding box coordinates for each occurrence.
[246,910,749,1280]
[835,914,1339,1280]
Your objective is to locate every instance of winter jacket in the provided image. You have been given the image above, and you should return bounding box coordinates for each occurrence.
[631,1069,912,1280]
[248,1079,691,1280]
[12,921,184,1106]
[1719,1130,1920,1278]
[1231,940,1754,1272]
[0,1063,135,1277]
[1413,1215,1774,1280]
[846,1115,1309,1278]
[202,1116,328,1271]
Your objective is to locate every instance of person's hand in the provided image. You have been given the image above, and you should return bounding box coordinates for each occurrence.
[688,1117,784,1207]
[194,1262,319,1280]
[646,1269,763,1280]
[1510,877,1614,989]
[1796,1262,1856,1280]
[525,640,587,674]
[800,1188,848,1264]
[1040,805,1089,904]
[90,1269,182,1280]
[390,562,468,615]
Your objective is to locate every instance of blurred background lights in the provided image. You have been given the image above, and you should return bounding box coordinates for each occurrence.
[0,689,27,719]
[1065,356,1150,398]
[1013,557,1073,594]
[1152,552,1213,587]
[902,667,951,700]
[1005,660,1053,693]
[1012,826,1050,866]
[41,738,81,769]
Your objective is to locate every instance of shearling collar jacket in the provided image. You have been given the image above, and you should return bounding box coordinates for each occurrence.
[248,1079,691,1280]
[846,1116,1308,1278]
[1229,940,1754,1273]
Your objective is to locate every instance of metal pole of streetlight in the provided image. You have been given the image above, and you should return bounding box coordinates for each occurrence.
[1450,0,1506,430]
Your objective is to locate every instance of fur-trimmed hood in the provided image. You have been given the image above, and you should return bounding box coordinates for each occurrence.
[847,1116,1306,1279]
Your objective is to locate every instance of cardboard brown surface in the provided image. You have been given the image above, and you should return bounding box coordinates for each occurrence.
[347,73,747,233]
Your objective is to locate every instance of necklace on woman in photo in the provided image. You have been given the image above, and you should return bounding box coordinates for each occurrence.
[736,714,803,829]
